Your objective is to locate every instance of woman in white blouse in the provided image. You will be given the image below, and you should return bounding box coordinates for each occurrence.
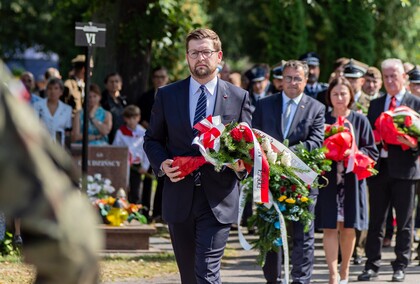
[34,77,72,146]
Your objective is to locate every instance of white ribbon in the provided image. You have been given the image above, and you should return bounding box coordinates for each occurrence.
[252,129,317,185]
[237,184,290,284]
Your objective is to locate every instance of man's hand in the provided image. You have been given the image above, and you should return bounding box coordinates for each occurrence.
[161,159,184,182]
[227,159,246,172]
[397,135,418,150]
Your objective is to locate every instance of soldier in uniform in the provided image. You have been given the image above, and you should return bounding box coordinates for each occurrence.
[0,62,102,283]
[271,61,286,93]
[342,59,370,114]
[299,52,328,99]
[247,64,276,111]
[407,66,420,97]
[362,66,384,100]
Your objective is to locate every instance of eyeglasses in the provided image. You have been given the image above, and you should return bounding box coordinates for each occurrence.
[284,76,303,83]
[187,50,218,59]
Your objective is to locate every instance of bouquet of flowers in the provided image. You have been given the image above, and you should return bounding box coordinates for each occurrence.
[172,115,270,203]
[85,174,115,201]
[239,131,329,268]
[324,117,352,161]
[374,106,420,150]
[172,115,254,174]
[93,194,148,226]
[84,174,147,226]
[324,117,377,180]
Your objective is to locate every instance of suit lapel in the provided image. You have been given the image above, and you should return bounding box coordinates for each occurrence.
[275,94,284,141]
[213,78,225,117]
[177,77,193,136]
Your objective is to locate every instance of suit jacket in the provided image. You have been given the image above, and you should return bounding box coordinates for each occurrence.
[144,77,252,224]
[367,91,420,180]
[137,88,155,125]
[252,93,325,194]
[304,82,329,99]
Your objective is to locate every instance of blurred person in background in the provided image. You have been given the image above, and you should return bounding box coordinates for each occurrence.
[299,51,328,100]
[72,84,112,145]
[362,67,384,100]
[137,66,169,221]
[0,65,102,282]
[101,72,127,144]
[34,77,72,146]
[38,67,62,98]
[20,71,42,106]
[407,66,420,97]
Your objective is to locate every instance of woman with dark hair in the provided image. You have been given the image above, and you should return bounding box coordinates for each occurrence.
[72,84,112,145]
[315,77,378,284]
[34,77,72,145]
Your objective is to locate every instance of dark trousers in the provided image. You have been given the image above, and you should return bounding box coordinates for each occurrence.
[365,164,416,272]
[128,167,141,204]
[168,186,231,284]
[262,195,317,284]
[141,168,153,216]
[152,177,164,218]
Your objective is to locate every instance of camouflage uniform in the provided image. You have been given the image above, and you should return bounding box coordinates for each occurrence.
[0,70,103,283]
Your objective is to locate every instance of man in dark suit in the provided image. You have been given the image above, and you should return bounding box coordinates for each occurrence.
[358,58,420,282]
[137,66,169,222]
[252,60,325,284]
[144,28,251,284]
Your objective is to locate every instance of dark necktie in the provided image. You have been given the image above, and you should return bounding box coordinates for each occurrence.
[193,85,207,136]
[389,96,396,111]
[192,85,207,186]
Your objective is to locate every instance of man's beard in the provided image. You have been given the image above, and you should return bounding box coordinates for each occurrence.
[190,64,216,79]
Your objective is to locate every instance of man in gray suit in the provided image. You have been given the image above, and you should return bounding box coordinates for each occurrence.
[252,60,325,284]
[144,28,251,284]
[358,58,420,282]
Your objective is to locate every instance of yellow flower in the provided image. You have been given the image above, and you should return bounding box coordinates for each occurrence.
[285,198,296,204]
[301,197,309,202]
[278,195,287,202]
[106,196,116,205]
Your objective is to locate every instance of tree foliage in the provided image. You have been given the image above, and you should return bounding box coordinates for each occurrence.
[209,0,419,80]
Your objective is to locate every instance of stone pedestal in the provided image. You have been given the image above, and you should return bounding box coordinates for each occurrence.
[99,223,156,250]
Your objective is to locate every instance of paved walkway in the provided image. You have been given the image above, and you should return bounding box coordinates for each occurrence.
[110,227,420,283]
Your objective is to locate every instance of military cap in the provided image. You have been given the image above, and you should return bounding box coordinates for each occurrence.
[272,66,284,79]
[343,59,367,78]
[299,52,320,66]
[408,67,420,83]
[249,66,267,82]
[365,66,382,79]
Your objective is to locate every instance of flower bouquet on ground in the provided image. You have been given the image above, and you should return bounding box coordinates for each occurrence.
[84,174,147,226]
[374,106,420,150]
[93,192,148,226]
[85,174,115,201]
[324,117,377,180]
[239,130,327,271]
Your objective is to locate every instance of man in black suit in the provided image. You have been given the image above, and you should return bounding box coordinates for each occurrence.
[358,58,420,282]
[252,60,325,284]
[144,28,251,284]
[137,66,169,221]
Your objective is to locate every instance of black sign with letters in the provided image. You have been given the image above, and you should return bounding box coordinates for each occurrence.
[75,22,106,47]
